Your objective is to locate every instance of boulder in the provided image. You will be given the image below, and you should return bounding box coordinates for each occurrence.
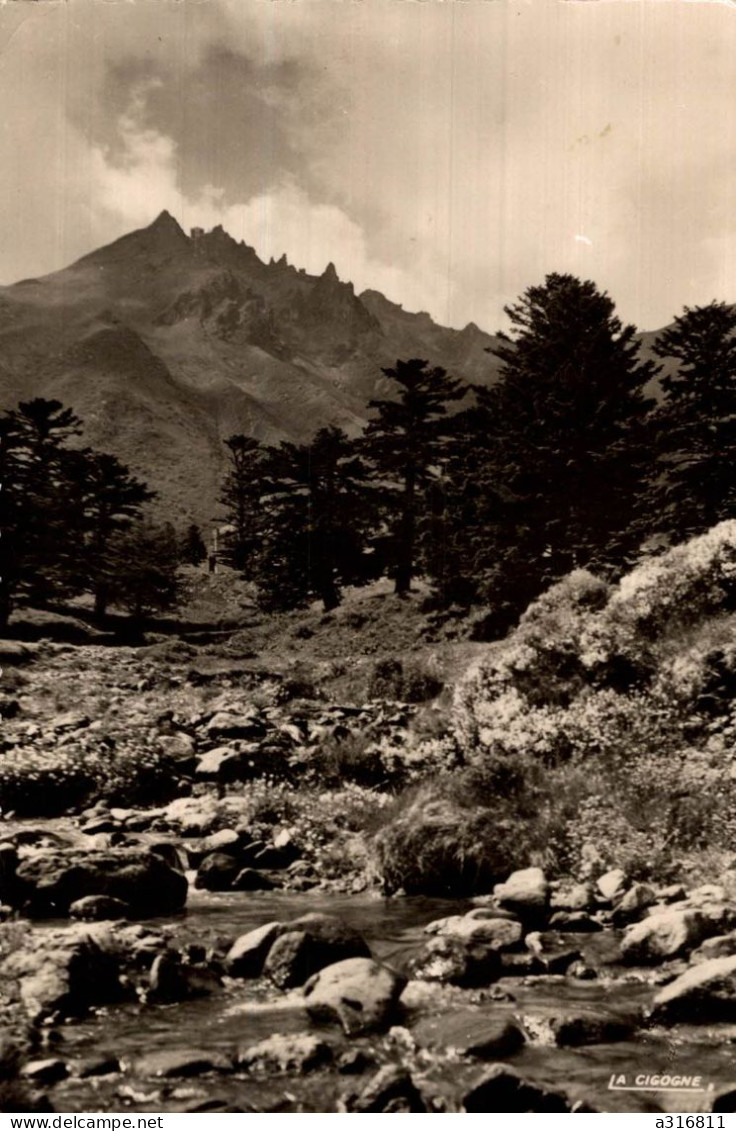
[148,949,221,1003]
[691,902,736,935]
[493,867,549,921]
[262,914,370,990]
[412,1012,525,1059]
[651,955,736,1024]
[548,912,602,933]
[194,852,241,892]
[247,842,300,870]
[712,1088,736,1113]
[0,845,19,906]
[69,895,130,921]
[521,1011,637,1047]
[198,829,241,856]
[226,922,285,978]
[238,1033,333,1074]
[0,641,33,665]
[133,1048,233,1078]
[20,1059,68,1085]
[499,951,545,976]
[14,848,187,918]
[689,884,726,905]
[232,869,277,892]
[620,909,710,964]
[524,931,583,974]
[465,906,519,922]
[148,841,185,872]
[303,957,406,1036]
[161,796,220,836]
[691,932,736,964]
[425,914,523,951]
[658,883,687,903]
[1,926,124,1021]
[374,791,520,897]
[157,733,195,760]
[612,883,657,926]
[597,869,627,901]
[114,924,168,969]
[80,817,119,836]
[463,1064,570,1112]
[194,747,244,781]
[408,936,501,987]
[72,1055,120,1079]
[204,712,266,740]
[346,1066,426,1113]
[550,883,595,913]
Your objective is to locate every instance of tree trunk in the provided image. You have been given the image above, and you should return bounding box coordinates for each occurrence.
[94,585,108,620]
[394,467,416,596]
[321,577,341,612]
[0,584,11,632]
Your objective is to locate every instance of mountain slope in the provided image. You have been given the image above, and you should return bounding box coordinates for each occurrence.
[0,212,502,527]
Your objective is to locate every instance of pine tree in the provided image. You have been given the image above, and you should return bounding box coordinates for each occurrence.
[104,520,182,621]
[74,450,155,617]
[181,523,208,566]
[0,397,156,627]
[257,426,375,612]
[0,399,86,621]
[0,413,24,629]
[650,301,736,539]
[219,436,266,573]
[431,275,658,630]
[364,358,466,596]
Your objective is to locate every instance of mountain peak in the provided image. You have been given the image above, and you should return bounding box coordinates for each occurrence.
[149,209,185,235]
[323,261,339,281]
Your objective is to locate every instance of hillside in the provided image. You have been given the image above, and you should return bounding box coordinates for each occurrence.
[0,212,502,528]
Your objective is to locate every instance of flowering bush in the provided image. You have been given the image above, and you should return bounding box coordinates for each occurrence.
[439,522,736,883]
[0,743,182,817]
[239,777,391,881]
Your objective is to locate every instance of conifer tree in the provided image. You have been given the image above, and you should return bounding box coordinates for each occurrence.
[181,523,208,565]
[364,358,466,596]
[74,450,155,617]
[650,301,736,539]
[0,399,86,620]
[429,275,658,630]
[257,426,374,611]
[0,412,24,629]
[219,435,266,572]
[104,520,182,621]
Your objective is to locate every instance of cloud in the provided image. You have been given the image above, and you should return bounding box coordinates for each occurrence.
[86,85,445,317]
[5,0,736,336]
[90,81,180,228]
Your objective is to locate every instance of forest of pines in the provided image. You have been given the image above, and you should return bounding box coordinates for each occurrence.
[3,272,735,635]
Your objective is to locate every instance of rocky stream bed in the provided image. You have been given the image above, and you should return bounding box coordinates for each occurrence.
[2,822,736,1114]
[4,636,736,1112]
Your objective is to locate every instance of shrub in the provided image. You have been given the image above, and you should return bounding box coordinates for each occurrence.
[0,744,183,818]
[372,768,562,896]
[454,522,736,766]
[315,733,387,789]
[368,657,444,703]
[447,522,736,883]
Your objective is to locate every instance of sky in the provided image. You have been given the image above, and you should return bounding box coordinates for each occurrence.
[2,0,736,333]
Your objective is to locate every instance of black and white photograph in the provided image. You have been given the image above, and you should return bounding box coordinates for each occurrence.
[2,0,736,1116]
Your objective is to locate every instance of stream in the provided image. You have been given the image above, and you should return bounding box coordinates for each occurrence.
[38,890,736,1114]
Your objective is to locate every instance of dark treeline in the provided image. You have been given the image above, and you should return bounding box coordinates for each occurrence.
[0,399,198,628]
[219,274,736,634]
[2,272,734,635]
